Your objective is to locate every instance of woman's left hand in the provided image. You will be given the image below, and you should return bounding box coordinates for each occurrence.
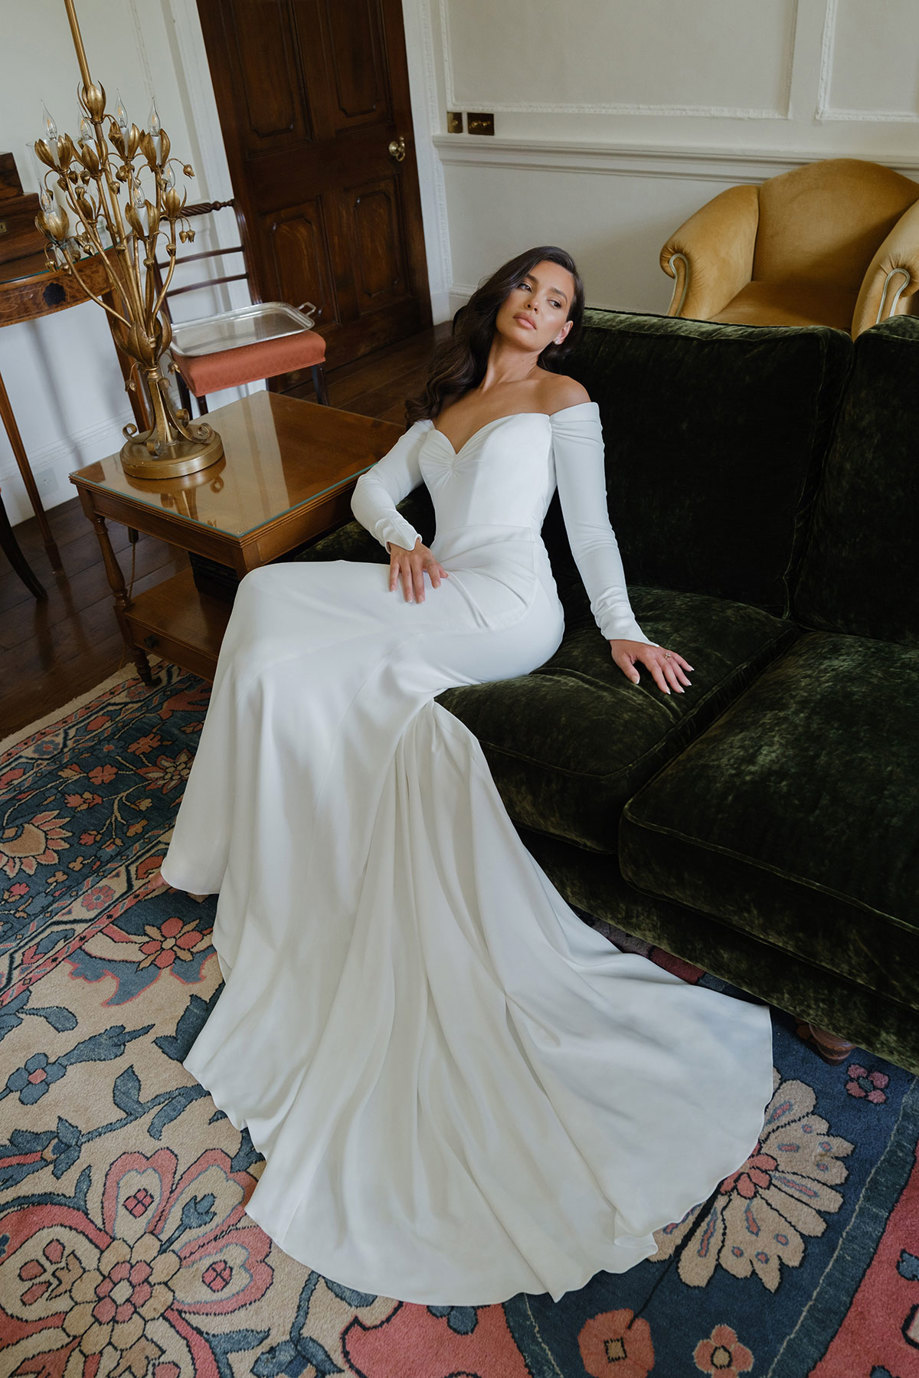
[609,640,693,695]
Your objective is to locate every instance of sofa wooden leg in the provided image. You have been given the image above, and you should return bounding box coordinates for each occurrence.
[795,1021,856,1065]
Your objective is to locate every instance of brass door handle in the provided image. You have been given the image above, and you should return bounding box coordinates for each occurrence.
[388,137,406,163]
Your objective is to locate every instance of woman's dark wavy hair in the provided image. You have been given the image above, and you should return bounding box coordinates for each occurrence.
[405,246,584,426]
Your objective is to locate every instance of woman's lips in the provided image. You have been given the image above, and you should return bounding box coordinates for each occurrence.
[515,314,537,330]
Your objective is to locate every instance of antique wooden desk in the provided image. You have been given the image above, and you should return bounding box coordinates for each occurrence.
[70,392,401,683]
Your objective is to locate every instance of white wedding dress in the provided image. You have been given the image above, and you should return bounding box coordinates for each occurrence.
[161,403,773,1306]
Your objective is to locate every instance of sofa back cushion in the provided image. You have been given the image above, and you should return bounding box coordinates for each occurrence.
[793,315,919,644]
[566,311,852,615]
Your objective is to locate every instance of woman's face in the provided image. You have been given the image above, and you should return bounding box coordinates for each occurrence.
[495,260,576,355]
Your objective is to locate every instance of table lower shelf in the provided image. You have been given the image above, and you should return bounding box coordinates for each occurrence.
[125,567,233,682]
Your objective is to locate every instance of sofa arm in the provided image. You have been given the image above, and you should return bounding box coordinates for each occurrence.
[660,185,760,320]
[852,199,919,336]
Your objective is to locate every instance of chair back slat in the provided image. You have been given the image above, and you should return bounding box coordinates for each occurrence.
[166,244,245,268]
[155,199,250,324]
[166,273,249,300]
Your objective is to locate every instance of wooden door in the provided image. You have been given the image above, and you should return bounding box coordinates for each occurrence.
[195,0,432,375]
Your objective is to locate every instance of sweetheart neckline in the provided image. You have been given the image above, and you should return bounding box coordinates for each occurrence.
[430,411,550,458]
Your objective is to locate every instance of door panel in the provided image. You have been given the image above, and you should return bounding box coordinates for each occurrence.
[231,3,309,147]
[322,0,387,127]
[262,204,337,322]
[196,0,430,374]
[348,180,408,309]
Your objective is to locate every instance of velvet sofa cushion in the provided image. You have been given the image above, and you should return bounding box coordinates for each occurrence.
[519,825,919,1075]
[566,310,851,615]
[438,587,796,854]
[619,631,919,1004]
[793,315,919,645]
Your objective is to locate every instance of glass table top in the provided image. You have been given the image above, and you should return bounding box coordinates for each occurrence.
[70,392,401,537]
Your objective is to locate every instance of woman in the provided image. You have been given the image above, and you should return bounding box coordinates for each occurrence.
[162,247,773,1306]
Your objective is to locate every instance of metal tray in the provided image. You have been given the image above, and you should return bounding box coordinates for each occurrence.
[169,301,317,357]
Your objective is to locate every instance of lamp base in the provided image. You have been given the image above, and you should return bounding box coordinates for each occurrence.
[121,430,224,479]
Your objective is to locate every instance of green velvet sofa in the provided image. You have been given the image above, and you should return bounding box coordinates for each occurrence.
[296,310,919,1076]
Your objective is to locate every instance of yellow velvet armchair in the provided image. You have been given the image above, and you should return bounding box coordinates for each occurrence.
[660,158,919,337]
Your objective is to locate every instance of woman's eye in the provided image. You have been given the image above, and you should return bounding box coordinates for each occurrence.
[549,299,562,310]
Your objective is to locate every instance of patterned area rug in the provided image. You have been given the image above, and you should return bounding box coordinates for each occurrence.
[1,665,917,1378]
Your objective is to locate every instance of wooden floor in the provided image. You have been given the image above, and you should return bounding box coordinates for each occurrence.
[0,325,445,739]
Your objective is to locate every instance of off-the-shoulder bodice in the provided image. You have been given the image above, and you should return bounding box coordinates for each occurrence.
[419,405,596,536]
[351,402,649,643]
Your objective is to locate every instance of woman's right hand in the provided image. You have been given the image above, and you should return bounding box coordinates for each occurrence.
[388,538,449,603]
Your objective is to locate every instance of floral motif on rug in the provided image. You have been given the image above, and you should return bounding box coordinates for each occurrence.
[1,668,918,1378]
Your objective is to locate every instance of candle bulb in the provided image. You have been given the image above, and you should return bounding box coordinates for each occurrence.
[40,104,61,167]
[42,103,59,142]
[148,103,162,161]
[28,139,47,196]
[115,92,128,132]
[79,115,93,144]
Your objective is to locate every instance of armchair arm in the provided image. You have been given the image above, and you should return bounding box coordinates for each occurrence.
[660,185,760,320]
[852,199,919,336]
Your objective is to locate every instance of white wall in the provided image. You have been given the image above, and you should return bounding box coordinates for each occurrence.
[409,0,919,312]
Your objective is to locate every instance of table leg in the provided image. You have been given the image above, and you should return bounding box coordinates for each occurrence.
[86,505,157,686]
[0,368,63,572]
[0,488,46,599]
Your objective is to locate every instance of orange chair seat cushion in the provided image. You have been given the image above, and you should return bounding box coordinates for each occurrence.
[172,329,326,397]
[710,280,856,332]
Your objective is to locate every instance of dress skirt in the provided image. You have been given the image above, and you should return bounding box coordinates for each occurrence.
[161,531,773,1306]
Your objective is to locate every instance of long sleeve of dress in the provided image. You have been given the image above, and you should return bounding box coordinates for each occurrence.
[551,403,652,645]
[351,420,433,552]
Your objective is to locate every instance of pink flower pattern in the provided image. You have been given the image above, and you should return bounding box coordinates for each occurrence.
[694,1324,754,1375]
[845,1064,889,1104]
[138,915,208,969]
[0,1149,272,1376]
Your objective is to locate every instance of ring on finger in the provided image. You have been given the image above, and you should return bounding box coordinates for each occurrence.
[664,652,672,660]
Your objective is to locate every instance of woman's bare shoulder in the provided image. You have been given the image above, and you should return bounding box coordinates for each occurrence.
[538,373,591,412]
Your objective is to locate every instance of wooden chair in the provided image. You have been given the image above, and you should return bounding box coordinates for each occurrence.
[160,199,329,415]
[0,486,46,599]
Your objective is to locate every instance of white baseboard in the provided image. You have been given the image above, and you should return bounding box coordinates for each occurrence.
[430,288,453,324]
[2,412,131,528]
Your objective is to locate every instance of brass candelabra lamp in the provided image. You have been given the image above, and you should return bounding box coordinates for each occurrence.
[34,0,222,478]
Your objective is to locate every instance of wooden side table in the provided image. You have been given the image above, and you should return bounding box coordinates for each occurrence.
[0,251,147,572]
[70,391,401,683]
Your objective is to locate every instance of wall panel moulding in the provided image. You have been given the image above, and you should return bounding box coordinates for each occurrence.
[439,0,797,119]
[816,0,919,124]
